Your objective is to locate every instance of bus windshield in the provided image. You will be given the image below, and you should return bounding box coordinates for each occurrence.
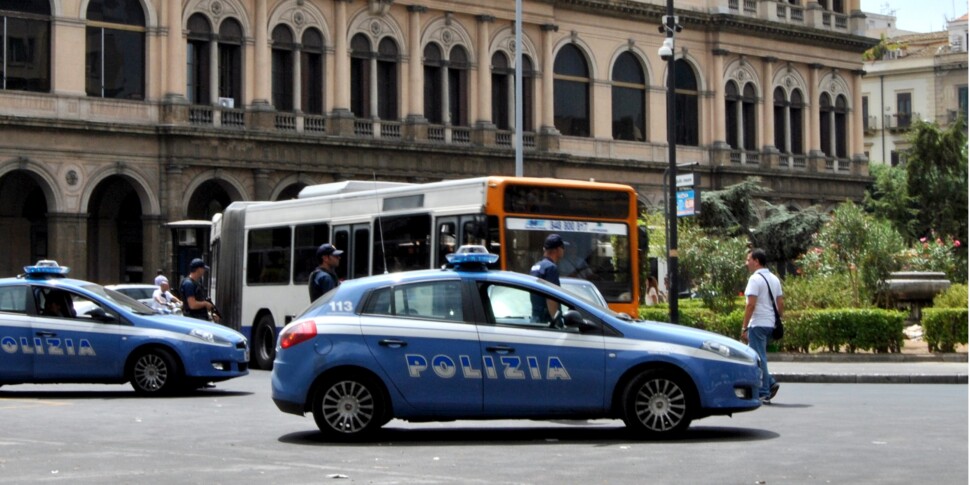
[503,217,632,303]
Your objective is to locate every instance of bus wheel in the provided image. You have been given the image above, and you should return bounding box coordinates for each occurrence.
[252,315,276,370]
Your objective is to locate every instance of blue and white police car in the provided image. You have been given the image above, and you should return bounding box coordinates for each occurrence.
[0,261,249,395]
[271,248,762,439]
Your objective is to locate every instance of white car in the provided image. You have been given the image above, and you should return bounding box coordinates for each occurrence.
[105,284,158,306]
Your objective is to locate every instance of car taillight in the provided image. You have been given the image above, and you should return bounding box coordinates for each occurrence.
[280,320,317,349]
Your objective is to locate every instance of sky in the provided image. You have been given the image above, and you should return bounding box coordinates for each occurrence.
[860,0,967,33]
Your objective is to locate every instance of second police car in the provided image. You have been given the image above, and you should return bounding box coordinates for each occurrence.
[271,247,762,438]
[0,261,249,395]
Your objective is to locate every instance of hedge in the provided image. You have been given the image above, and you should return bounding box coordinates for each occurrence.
[640,305,905,353]
[922,308,969,353]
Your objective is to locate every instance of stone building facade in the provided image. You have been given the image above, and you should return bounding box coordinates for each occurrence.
[0,0,875,283]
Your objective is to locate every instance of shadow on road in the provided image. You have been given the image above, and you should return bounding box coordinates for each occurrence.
[0,388,253,399]
[279,422,779,446]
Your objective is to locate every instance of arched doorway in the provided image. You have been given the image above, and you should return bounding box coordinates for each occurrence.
[187,180,233,220]
[0,170,49,275]
[276,183,306,201]
[88,175,143,283]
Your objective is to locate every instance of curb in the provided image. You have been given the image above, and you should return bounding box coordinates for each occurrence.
[775,373,969,384]
[772,353,968,363]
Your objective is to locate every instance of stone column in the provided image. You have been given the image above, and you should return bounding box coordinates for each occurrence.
[808,63,824,171]
[293,47,302,113]
[254,169,272,201]
[406,6,426,122]
[252,0,271,107]
[712,49,729,150]
[209,36,219,105]
[761,56,776,153]
[142,215,164,284]
[331,0,354,135]
[538,24,559,151]
[164,0,186,103]
[47,212,88,281]
[474,15,496,146]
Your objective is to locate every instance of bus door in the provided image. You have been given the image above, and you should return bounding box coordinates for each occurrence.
[436,217,459,267]
[333,223,370,282]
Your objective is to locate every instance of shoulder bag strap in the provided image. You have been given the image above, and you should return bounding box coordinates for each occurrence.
[759,273,780,319]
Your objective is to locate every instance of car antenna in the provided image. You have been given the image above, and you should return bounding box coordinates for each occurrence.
[373,172,388,274]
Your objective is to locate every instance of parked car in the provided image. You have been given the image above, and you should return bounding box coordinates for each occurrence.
[271,248,761,439]
[560,277,609,308]
[105,284,158,307]
[0,261,249,395]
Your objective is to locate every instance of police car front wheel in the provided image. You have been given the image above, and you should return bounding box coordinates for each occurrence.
[312,375,386,439]
[622,369,695,436]
[129,348,180,395]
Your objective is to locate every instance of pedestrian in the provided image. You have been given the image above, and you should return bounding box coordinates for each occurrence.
[741,248,782,403]
[308,243,344,302]
[181,258,219,322]
[530,234,567,325]
[151,275,182,314]
[645,276,661,306]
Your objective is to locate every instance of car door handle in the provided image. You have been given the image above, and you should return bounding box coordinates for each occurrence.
[378,339,407,348]
[36,331,56,337]
[486,345,514,354]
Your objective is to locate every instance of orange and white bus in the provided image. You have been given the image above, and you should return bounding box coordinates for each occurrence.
[210,176,642,369]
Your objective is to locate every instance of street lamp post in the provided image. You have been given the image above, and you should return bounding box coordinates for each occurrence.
[663,0,679,324]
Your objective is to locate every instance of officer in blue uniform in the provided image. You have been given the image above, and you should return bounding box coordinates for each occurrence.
[530,234,568,325]
[308,243,344,302]
[181,258,218,322]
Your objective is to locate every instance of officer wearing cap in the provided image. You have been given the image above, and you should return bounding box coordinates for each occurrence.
[181,258,218,322]
[308,243,344,301]
[530,234,568,325]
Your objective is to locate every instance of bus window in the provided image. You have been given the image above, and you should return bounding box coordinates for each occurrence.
[373,214,431,274]
[462,215,499,253]
[334,229,350,281]
[246,227,292,285]
[436,219,458,268]
[293,223,329,284]
[352,225,370,279]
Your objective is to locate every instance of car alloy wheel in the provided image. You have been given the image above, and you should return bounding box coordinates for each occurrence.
[313,377,383,439]
[623,370,693,435]
[130,349,177,395]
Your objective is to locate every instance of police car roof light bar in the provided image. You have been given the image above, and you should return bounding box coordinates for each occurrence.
[445,245,499,271]
[23,260,71,278]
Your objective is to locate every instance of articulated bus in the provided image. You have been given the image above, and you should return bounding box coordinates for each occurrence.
[210,176,642,369]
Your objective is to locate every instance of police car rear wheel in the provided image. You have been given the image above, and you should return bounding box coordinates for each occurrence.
[129,349,179,395]
[312,376,384,439]
[622,370,694,436]
[252,315,276,370]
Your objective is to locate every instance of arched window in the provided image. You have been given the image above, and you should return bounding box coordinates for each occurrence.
[726,81,740,149]
[612,52,646,141]
[350,34,371,117]
[790,89,803,153]
[302,28,325,115]
[448,46,469,126]
[554,44,590,137]
[376,38,399,120]
[86,0,145,99]
[674,59,698,146]
[742,84,756,150]
[819,93,832,157]
[834,94,848,158]
[271,25,295,111]
[350,35,399,121]
[423,43,444,124]
[491,53,535,132]
[218,19,243,106]
[491,52,510,130]
[186,14,212,105]
[1,0,51,92]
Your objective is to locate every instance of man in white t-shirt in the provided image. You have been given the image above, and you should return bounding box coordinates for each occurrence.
[152,275,182,314]
[741,248,783,404]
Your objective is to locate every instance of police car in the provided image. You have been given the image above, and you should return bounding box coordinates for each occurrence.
[0,261,249,395]
[271,248,761,439]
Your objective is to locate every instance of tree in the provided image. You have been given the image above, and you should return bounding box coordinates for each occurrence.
[696,177,763,238]
[749,204,827,271]
[905,118,968,246]
[864,164,916,241]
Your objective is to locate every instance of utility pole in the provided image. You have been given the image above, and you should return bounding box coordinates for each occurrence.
[663,0,680,324]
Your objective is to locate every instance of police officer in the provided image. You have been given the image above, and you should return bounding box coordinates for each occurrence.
[530,234,568,325]
[308,243,344,302]
[181,258,219,322]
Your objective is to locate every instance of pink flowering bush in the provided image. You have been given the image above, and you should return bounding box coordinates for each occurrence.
[901,231,963,281]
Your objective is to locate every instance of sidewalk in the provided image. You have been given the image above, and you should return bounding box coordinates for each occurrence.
[769,351,968,384]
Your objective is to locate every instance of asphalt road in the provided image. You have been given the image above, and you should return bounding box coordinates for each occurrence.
[1,370,966,484]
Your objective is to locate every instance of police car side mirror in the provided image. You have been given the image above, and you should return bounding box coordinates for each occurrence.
[86,307,117,323]
[563,310,598,333]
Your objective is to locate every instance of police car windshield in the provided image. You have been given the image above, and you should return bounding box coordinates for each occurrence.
[81,284,156,315]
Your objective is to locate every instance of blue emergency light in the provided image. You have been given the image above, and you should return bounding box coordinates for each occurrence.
[23,260,70,278]
[445,245,499,269]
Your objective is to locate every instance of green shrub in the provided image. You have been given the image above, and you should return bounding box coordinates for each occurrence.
[784,273,860,311]
[923,308,969,352]
[932,283,968,308]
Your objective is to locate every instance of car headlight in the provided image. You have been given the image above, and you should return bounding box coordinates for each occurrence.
[701,341,756,364]
[189,328,231,346]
